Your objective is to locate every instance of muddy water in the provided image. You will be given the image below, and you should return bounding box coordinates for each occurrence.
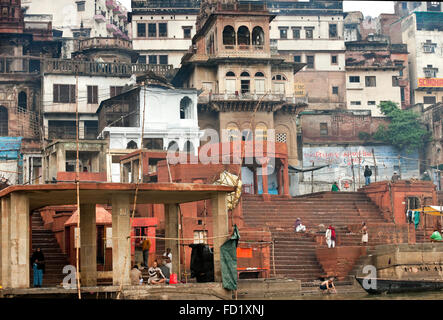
[274,290,443,300]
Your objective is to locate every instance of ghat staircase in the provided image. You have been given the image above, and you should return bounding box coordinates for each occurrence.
[31,212,70,287]
[241,192,393,283]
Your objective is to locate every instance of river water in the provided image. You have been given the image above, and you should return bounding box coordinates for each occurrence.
[286,290,443,300]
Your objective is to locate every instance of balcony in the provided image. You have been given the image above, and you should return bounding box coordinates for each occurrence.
[43,58,173,77]
[0,56,42,75]
[94,14,106,23]
[106,0,116,10]
[218,2,267,12]
[106,23,117,32]
[78,37,132,51]
[198,93,308,104]
[113,6,122,14]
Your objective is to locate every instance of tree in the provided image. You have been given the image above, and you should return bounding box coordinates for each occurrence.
[373,101,430,154]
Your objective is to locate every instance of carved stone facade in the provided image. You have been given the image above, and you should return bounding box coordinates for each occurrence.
[172,0,307,166]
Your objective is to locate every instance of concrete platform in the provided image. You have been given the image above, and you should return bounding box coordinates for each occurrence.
[0,283,232,300]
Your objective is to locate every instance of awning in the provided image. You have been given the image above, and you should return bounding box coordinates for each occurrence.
[421,206,443,216]
[288,164,329,173]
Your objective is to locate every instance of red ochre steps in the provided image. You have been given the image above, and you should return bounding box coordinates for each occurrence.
[241,192,403,283]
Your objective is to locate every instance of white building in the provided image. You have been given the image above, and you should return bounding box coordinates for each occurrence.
[131,0,199,68]
[346,69,402,116]
[97,82,201,182]
[22,0,129,39]
[267,0,346,110]
[401,11,443,106]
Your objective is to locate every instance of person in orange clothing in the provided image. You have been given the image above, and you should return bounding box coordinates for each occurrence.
[141,236,151,268]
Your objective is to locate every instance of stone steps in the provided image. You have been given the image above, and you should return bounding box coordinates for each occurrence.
[30,212,70,288]
[242,192,391,283]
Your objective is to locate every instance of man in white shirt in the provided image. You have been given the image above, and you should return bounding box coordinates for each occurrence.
[162,248,172,273]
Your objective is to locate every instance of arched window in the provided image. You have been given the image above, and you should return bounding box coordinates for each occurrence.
[272,75,287,81]
[167,141,179,152]
[0,106,8,136]
[225,72,236,94]
[255,72,265,94]
[126,140,138,149]
[255,123,268,141]
[252,26,264,46]
[180,96,193,119]
[226,124,240,141]
[240,72,250,94]
[18,91,27,110]
[184,141,194,153]
[237,26,250,45]
[272,74,287,94]
[241,129,253,141]
[223,25,236,45]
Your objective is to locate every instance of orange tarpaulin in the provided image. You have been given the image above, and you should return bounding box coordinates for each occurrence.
[236,247,253,258]
[421,206,443,216]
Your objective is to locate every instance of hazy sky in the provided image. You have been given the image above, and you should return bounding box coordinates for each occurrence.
[119,0,395,17]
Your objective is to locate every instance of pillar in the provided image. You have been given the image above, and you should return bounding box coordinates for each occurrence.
[1,197,10,288]
[79,120,85,140]
[164,204,179,277]
[56,144,65,174]
[111,194,131,286]
[283,159,290,196]
[262,163,269,195]
[253,167,258,194]
[277,164,283,196]
[80,204,97,286]
[9,193,30,288]
[211,193,228,282]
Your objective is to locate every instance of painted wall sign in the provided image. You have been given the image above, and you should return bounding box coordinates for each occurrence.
[302,145,420,183]
[418,78,443,88]
[294,82,306,97]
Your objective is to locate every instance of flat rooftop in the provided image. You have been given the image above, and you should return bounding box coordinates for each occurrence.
[0,183,235,210]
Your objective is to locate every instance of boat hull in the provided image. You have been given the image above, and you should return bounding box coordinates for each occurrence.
[356,277,443,294]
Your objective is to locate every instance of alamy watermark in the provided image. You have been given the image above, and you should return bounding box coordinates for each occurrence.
[62,265,77,289]
[361,265,377,290]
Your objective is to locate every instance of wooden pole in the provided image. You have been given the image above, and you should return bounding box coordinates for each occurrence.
[75,73,81,300]
[372,148,377,182]
[351,157,356,191]
[424,209,426,242]
[358,153,361,188]
[311,161,314,193]
[398,155,402,179]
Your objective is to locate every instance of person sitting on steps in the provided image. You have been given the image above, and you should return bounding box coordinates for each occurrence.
[148,260,166,285]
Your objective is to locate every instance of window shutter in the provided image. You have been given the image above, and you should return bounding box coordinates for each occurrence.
[70,85,76,103]
[53,84,59,102]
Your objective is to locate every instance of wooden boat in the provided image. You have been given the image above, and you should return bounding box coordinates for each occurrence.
[356,277,443,294]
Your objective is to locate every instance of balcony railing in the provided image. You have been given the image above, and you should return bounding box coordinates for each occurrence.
[43,58,173,77]
[0,56,41,75]
[94,14,106,23]
[199,93,308,104]
[1,55,173,78]
[78,37,132,51]
[106,0,116,10]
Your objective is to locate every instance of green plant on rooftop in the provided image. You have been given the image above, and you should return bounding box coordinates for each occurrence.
[373,101,430,154]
